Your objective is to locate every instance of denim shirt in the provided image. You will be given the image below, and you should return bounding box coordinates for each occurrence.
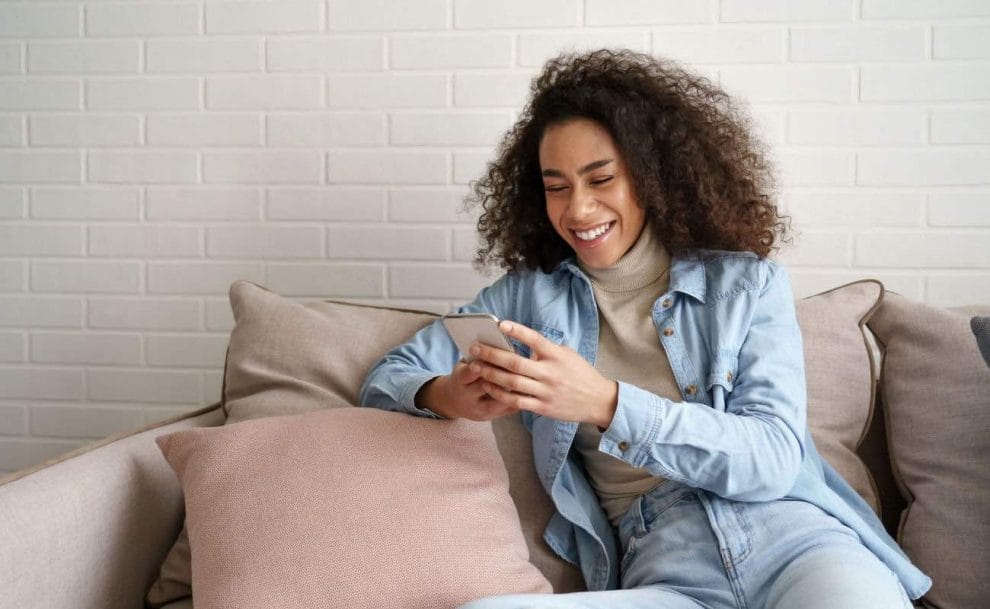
[358,250,932,600]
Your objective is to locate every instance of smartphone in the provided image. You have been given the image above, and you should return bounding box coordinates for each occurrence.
[441,313,516,362]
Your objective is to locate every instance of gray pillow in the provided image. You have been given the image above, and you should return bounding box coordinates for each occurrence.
[868,294,990,609]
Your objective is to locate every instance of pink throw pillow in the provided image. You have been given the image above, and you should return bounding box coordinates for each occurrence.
[157,408,552,609]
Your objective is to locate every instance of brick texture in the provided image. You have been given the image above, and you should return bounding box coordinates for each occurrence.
[0,1,987,474]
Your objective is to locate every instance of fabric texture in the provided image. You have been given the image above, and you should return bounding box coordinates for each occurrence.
[464,481,913,609]
[868,294,990,609]
[223,281,439,424]
[156,407,552,609]
[795,280,884,514]
[576,223,678,525]
[0,406,223,609]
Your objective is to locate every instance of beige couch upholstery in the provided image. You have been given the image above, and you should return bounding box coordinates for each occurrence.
[1,280,986,609]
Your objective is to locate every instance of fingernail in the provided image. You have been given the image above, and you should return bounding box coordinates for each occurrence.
[500,321,512,332]
[470,344,481,355]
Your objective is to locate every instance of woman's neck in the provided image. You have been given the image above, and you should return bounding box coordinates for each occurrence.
[579,224,670,293]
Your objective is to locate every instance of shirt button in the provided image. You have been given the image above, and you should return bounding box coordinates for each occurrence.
[661,298,673,308]
[685,384,698,396]
[662,327,674,337]
[726,372,734,382]
[618,441,630,452]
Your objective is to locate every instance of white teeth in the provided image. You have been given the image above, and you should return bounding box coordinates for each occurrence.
[575,222,612,241]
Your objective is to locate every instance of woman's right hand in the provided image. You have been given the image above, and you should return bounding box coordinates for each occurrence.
[415,361,518,421]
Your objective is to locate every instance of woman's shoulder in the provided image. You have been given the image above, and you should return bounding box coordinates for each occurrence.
[674,249,787,300]
[478,264,570,304]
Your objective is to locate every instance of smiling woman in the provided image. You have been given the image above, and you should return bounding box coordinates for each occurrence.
[358,49,930,609]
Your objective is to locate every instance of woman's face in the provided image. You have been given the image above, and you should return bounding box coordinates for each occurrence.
[539,118,646,269]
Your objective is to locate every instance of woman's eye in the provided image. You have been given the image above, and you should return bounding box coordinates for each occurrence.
[544,184,568,193]
[590,176,613,186]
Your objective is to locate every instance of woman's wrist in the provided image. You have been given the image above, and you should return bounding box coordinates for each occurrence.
[594,379,619,430]
[415,376,446,414]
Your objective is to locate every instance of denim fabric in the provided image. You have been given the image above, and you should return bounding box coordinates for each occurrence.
[358,250,932,599]
[458,482,914,609]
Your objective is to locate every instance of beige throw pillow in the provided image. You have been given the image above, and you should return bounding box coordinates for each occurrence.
[223,281,439,424]
[868,294,990,609]
[796,280,884,513]
[157,407,552,609]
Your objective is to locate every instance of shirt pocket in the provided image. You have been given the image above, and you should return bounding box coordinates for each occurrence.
[511,322,565,359]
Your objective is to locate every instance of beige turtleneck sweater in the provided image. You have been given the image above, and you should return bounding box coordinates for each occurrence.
[573,224,683,526]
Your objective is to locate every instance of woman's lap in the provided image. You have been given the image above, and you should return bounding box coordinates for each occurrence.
[458,587,707,609]
[461,483,912,609]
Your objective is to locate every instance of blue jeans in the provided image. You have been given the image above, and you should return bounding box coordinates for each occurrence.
[461,482,913,609]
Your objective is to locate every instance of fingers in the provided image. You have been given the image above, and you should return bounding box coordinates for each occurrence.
[470,340,542,380]
[469,359,543,398]
[481,381,541,414]
[499,321,553,358]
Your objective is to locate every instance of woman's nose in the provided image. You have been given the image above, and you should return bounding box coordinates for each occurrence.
[567,186,597,220]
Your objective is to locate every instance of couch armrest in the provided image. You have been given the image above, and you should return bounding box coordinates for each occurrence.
[0,404,224,609]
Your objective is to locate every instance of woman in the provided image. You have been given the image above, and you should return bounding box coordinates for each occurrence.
[359,49,930,608]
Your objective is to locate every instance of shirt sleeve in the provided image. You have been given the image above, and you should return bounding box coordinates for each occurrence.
[357,272,519,418]
[598,263,807,501]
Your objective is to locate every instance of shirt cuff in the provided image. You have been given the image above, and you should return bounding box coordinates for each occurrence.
[397,372,447,419]
[598,381,664,466]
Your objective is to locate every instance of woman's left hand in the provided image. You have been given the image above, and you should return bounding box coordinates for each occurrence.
[468,320,618,428]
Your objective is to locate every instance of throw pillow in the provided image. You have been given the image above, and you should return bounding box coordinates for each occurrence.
[157,407,552,609]
[868,294,990,609]
[223,281,439,424]
[795,280,884,513]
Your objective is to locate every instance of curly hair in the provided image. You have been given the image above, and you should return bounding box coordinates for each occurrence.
[470,49,790,273]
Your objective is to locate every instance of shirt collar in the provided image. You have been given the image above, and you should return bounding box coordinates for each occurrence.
[668,254,707,303]
[559,251,707,304]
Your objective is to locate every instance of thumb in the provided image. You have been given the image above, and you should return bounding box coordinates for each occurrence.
[453,361,482,384]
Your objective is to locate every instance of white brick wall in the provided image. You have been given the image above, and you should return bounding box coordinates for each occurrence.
[1,1,988,474]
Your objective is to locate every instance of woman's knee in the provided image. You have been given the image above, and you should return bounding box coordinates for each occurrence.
[765,545,912,609]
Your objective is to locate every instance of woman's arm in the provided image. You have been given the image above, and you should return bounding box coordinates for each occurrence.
[357,272,521,421]
[471,263,806,501]
[601,263,806,501]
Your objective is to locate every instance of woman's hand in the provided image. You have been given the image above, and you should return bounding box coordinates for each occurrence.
[415,361,519,422]
[468,321,619,428]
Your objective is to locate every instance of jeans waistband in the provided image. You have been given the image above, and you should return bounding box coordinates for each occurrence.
[617,480,697,543]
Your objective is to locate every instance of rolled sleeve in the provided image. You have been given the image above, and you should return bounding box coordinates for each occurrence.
[598,381,664,467]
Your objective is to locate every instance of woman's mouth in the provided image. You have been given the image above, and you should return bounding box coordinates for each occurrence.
[573,221,615,243]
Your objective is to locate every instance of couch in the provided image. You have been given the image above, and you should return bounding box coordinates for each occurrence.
[1,278,987,609]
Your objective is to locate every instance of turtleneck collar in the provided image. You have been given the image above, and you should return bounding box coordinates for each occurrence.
[578,223,671,293]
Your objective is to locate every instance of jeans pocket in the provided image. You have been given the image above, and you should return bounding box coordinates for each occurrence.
[640,486,695,530]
